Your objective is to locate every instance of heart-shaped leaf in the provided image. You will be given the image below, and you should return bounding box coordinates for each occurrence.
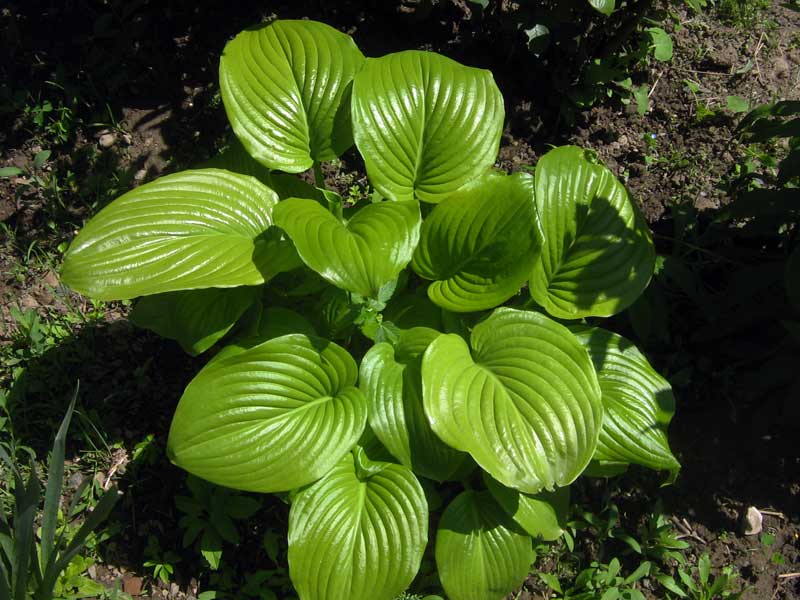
[571,326,680,481]
[352,50,504,203]
[436,490,534,600]
[360,327,466,481]
[529,146,656,319]
[61,169,278,300]
[288,452,427,600]
[484,474,569,541]
[167,334,367,493]
[130,286,260,356]
[422,307,602,494]
[273,198,421,298]
[219,20,365,172]
[412,172,541,312]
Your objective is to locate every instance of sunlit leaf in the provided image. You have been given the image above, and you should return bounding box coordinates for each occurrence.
[352,50,504,203]
[220,20,364,172]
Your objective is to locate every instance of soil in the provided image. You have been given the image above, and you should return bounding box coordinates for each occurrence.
[1,1,799,599]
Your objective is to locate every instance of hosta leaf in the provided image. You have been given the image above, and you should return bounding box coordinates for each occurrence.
[484,474,569,541]
[273,198,421,298]
[571,326,680,481]
[288,452,427,600]
[219,20,364,172]
[352,50,504,203]
[588,0,615,16]
[360,327,466,481]
[529,146,655,319]
[61,169,278,300]
[167,334,367,493]
[130,286,260,356]
[203,137,323,201]
[436,490,534,600]
[422,307,602,494]
[412,172,541,312]
[383,293,443,331]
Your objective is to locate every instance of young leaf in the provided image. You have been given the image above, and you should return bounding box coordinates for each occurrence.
[288,453,427,600]
[219,20,365,172]
[484,474,569,541]
[726,95,750,114]
[273,198,421,299]
[167,334,367,493]
[571,326,680,482]
[436,491,535,600]
[61,169,278,300]
[646,27,673,62]
[529,146,656,319]
[411,172,542,312]
[360,327,467,481]
[130,286,260,356]
[352,50,504,203]
[422,308,603,494]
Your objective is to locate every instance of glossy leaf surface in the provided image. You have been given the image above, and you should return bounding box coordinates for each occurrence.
[61,169,277,300]
[588,0,615,16]
[422,308,602,494]
[484,475,569,541]
[130,286,260,356]
[352,50,504,203]
[436,491,534,600]
[220,20,364,172]
[412,172,541,311]
[273,198,421,298]
[288,453,427,600]
[167,334,367,492]
[529,146,655,319]
[572,326,680,480]
[360,327,466,481]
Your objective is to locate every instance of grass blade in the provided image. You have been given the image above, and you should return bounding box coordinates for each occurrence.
[12,468,40,600]
[43,486,119,592]
[40,386,78,572]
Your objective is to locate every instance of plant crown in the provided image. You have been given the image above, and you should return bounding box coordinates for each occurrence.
[60,19,680,600]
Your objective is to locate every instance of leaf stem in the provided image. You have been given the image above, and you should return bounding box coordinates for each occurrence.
[313,162,326,189]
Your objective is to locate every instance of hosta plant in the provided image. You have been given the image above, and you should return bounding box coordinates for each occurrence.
[60,18,680,600]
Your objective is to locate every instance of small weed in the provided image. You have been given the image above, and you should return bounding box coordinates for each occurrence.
[143,534,181,584]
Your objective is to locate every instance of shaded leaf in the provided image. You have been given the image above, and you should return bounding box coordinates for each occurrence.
[529,146,655,319]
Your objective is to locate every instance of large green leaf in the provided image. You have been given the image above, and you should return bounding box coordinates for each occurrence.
[529,146,655,319]
[288,452,427,600]
[130,286,260,356]
[167,334,367,493]
[219,20,364,172]
[412,172,541,312]
[61,169,278,300]
[571,326,680,481]
[484,474,569,541]
[436,490,534,600]
[273,198,421,298]
[352,50,504,203]
[360,327,466,481]
[422,308,602,494]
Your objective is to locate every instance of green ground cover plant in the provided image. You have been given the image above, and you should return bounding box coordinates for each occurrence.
[58,18,681,600]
